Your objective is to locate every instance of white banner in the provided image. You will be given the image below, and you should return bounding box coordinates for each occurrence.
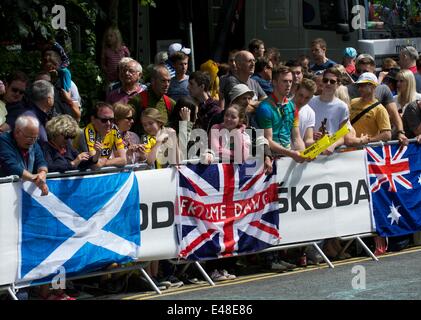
[276,150,374,244]
[0,149,375,286]
[0,182,21,286]
[135,168,178,261]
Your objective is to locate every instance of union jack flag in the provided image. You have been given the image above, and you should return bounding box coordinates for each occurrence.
[366,145,413,193]
[366,144,421,237]
[177,161,281,260]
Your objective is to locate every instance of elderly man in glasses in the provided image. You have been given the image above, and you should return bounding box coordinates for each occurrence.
[0,115,49,195]
[106,57,145,105]
[308,66,350,155]
[74,102,127,168]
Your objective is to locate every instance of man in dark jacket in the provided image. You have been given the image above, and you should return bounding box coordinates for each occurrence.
[0,115,49,195]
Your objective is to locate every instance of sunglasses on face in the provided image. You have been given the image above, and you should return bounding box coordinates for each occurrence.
[322,78,337,85]
[96,116,114,124]
[125,116,134,121]
[11,87,25,95]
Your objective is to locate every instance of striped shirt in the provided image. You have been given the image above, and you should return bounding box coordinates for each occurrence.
[103,46,130,82]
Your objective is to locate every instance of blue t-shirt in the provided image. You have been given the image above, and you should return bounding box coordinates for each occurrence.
[310,59,337,72]
[59,67,72,92]
[255,95,298,148]
[251,74,273,95]
[167,76,189,102]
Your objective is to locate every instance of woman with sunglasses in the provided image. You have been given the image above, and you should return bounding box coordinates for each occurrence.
[395,69,421,115]
[113,102,146,164]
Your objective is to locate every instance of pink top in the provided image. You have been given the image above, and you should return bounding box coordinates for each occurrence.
[106,84,144,104]
[210,123,250,163]
[102,46,130,82]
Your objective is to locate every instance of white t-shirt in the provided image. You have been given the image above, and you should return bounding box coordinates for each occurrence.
[309,96,349,134]
[298,104,315,139]
[70,81,82,107]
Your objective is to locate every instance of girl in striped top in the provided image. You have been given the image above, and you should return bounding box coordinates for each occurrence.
[101,26,130,83]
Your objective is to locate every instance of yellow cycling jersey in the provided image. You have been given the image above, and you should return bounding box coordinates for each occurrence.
[143,135,162,168]
[83,123,125,158]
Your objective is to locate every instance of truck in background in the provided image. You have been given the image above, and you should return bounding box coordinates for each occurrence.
[245,0,421,65]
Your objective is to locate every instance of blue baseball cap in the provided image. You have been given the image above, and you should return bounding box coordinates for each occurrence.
[343,47,357,58]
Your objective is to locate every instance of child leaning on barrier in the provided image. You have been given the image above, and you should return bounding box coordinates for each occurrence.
[140,108,179,168]
[209,104,251,164]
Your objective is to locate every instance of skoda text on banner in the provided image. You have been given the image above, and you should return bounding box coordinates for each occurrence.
[19,172,140,283]
[276,150,373,243]
[367,144,421,237]
[177,161,281,260]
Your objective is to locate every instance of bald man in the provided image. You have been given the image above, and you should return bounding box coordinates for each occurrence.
[219,50,267,109]
[0,115,49,195]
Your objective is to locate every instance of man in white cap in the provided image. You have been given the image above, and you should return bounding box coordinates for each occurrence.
[165,43,191,79]
[167,51,190,102]
[349,72,391,144]
[349,71,392,257]
[347,53,408,145]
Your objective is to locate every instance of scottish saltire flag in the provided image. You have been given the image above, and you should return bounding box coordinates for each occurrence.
[366,143,421,237]
[177,161,281,260]
[19,172,140,283]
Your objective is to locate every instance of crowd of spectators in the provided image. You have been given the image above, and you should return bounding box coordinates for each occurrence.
[2,33,421,299]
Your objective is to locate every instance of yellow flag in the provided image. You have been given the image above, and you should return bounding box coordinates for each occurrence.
[300,123,350,159]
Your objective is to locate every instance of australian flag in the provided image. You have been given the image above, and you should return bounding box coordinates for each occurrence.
[19,172,140,283]
[177,161,281,260]
[366,143,421,237]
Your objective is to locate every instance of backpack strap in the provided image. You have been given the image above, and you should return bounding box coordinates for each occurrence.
[163,95,172,112]
[140,91,172,112]
[351,101,381,125]
[139,90,149,109]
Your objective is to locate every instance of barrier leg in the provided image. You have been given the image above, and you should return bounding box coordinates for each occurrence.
[179,262,191,275]
[139,267,162,294]
[339,239,354,257]
[312,242,335,269]
[7,286,18,300]
[194,262,215,286]
[356,237,379,262]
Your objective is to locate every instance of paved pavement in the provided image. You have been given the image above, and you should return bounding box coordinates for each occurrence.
[114,246,421,301]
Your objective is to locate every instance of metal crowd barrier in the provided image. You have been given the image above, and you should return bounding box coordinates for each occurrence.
[2,138,418,299]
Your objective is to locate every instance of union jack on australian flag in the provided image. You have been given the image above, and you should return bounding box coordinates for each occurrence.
[366,143,421,237]
[177,161,281,260]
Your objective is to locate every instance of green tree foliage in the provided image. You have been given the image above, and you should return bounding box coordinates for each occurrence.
[0,0,155,118]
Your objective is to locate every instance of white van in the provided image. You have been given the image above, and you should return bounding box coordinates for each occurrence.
[245,0,421,65]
